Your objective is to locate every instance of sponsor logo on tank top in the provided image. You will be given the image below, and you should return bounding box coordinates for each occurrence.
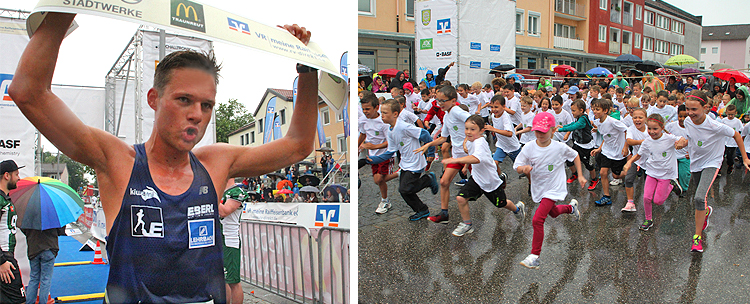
[187,204,214,219]
[131,205,164,238]
[130,186,161,203]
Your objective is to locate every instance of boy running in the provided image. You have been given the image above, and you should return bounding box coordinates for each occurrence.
[359,94,398,214]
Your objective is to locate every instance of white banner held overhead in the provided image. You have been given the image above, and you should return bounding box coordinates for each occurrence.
[457,0,516,84]
[0,19,36,179]
[415,0,458,85]
[141,30,215,146]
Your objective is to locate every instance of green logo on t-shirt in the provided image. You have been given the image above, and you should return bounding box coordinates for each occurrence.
[399,142,404,146]
[375,131,380,136]
[662,152,667,157]
[453,126,459,131]
[548,165,554,171]
[698,141,703,147]
[607,134,611,137]
[666,115,670,120]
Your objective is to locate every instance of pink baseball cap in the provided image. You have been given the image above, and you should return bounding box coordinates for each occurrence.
[531,112,555,133]
[403,83,414,93]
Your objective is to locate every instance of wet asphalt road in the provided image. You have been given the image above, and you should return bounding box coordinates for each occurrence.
[358,154,750,303]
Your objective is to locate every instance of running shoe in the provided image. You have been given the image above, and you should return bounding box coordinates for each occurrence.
[428,212,450,224]
[587,178,600,191]
[691,235,703,252]
[520,254,540,269]
[702,206,713,231]
[409,209,430,221]
[566,173,578,184]
[670,179,682,196]
[516,201,526,223]
[454,179,467,186]
[621,202,637,212]
[639,220,654,231]
[452,222,475,236]
[609,178,623,186]
[570,199,580,221]
[500,173,508,190]
[429,172,439,195]
[375,199,391,214]
[595,196,612,206]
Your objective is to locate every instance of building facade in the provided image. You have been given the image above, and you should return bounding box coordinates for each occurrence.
[640,0,702,65]
[700,25,750,70]
[587,0,645,71]
[358,0,415,75]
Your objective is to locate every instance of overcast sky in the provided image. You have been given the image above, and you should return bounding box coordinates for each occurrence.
[674,2,750,26]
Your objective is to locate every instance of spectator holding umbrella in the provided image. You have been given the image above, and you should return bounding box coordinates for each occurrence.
[389,71,406,91]
[724,77,739,99]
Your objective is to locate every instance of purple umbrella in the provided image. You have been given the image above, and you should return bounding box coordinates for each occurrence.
[680,68,701,76]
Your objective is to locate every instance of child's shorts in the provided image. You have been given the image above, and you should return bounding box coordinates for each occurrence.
[596,153,627,175]
[457,177,508,208]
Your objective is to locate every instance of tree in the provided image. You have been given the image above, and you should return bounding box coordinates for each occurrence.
[41,151,90,191]
[215,98,254,143]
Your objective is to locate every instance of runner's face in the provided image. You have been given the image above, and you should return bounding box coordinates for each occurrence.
[150,68,216,151]
[464,121,482,141]
[361,103,379,119]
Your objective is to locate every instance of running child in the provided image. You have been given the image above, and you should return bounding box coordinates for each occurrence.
[517,97,537,146]
[590,98,629,205]
[359,94,399,214]
[665,105,690,194]
[556,99,597,189]
[415,85,471,224]
[621,97,640,128]
[457,84,480,115]
[515,112,587,269]
[443,115,526,237]
[485,95,522,176]
[367,100,439,220]
[720,105,743,175]
[503,84,523,126]
[622,114,686,231]
[550,96,574,142]
[682,90,750,252]
[621,107,650,212]
[647,90,678,123]
[537,97,551,114]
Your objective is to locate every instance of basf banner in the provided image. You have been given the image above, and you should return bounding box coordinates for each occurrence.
[458,0,516,84]
[415,0,457,85]
[0,18,35,179]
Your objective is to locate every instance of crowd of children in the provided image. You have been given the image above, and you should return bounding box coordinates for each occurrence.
[359,72,750,269]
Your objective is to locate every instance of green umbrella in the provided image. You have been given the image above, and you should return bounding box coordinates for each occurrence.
[664,54,698,66]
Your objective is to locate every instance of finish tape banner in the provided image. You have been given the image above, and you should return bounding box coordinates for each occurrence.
[26,0,345,110]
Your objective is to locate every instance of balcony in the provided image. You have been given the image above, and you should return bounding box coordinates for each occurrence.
[609,41,620,54]
[554,36,585,51]
[622,44,632,54]
[555,0,586,21]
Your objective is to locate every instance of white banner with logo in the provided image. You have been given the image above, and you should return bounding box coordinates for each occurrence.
[415,0,458,85]
[457,0,516,84]
[27,0,345,112]
[90,207,108,241]
[241,203,349,230]
[0,19,36,179]
[141,30,215,146]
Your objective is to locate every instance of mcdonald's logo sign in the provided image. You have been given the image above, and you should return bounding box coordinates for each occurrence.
[170,0,206,33]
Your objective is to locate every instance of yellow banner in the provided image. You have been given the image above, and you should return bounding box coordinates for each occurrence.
[27,0,341,79]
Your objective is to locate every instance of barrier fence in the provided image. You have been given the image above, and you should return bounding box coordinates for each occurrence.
[239,220,350,304]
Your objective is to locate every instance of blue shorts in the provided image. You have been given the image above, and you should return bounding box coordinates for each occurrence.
[493,147,521,163]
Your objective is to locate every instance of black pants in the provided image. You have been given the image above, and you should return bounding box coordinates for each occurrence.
[566,144,595,172]
[725,147,737,170]
[0,256,25,304]
[399,171,431,212]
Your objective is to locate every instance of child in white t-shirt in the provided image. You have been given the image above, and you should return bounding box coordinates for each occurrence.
[550,95,574,142]
[720,105,744,175]
[665,105,690,194]
[359,94,398,214]
[503,84,523,125]
[622,113,686,231]
[515,112,587,269]
[682,91,750,253]
[457,84,480,115]
[517,97,537,145]
[590,98,628,206]
[647,90,678,123]
[620,97,640,128]
[621,107,649,212]
[485,95,522,177]
[442,115,525,237]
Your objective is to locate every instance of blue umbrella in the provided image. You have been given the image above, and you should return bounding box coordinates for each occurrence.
[614,54,642,64]
[10,176,84,230]
[505,73,524,81]
[586,67,613,77]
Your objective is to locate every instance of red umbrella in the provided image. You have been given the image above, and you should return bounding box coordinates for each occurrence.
[655,67,679,77]
[277,189,294,195]
[377,68,400,77]
[553,65,576,76]
[713,69,750,83]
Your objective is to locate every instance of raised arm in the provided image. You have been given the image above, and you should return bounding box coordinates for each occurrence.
[8,13,128,170]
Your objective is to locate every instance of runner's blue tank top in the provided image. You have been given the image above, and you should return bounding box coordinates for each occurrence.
[105,144,225,303]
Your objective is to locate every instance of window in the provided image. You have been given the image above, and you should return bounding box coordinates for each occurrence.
[554,23,576,38]
[321,107,330,125]
[656,15,669,30]
[672,20,684,34]
[279,109,286,125]
[527,12,540,36]
[406,0,414,18]
[516,9,524,34]
[337,135,347,153]
[700,61,705,69]
[635,5,642,20]
[635,33,641,48]
[654,40,668,54]
[645,11,654,25]
[527,58,537,69]
[670,44,683,55]
[358,0,374,15]
[610,0,621,23]
[258,118,263,133]
[552,59,582,71]
[700,47,706,54]
[712,47,719,54]
[622,31,631,45]
[250,131,255,143]
[610,27,619,43]
[623,1,632,27]
[325,137,332,149]
[600,0,607,10]
[240,135,244,145]
[643,37,653,51]
[336,110,345,121]
[599,25,607,42]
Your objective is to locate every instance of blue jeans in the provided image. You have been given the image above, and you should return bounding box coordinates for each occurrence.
[26,250,55,304]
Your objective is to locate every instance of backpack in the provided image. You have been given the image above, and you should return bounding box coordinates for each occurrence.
[572,115,593,145]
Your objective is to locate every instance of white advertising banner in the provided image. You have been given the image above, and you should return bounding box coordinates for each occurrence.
[141,30,215,147]
[52,84,106,130]
[457,0,516,85]
[242,202,300,224]
[415,0,458,85]
[241,203,350,230]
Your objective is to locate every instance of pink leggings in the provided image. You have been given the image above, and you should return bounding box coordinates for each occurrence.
[643,175,673,221]
[531,198,573,255]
